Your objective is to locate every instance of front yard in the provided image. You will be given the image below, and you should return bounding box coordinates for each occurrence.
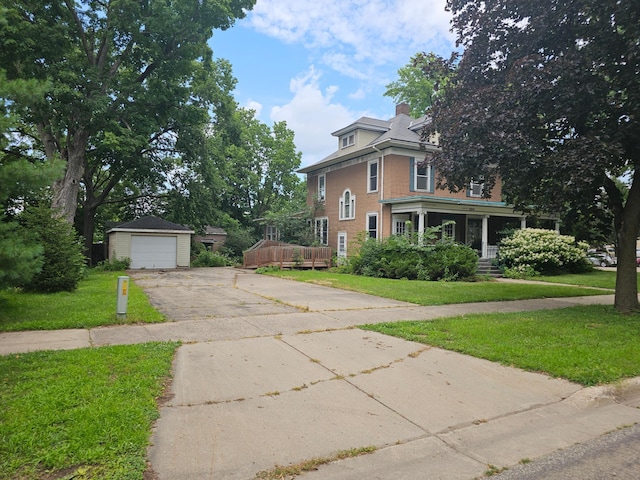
[0,267,638,479]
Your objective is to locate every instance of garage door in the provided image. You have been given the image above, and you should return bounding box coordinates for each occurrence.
[130,235,177,269]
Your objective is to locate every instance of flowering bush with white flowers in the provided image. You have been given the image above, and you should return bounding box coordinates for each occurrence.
[498,228,590,277]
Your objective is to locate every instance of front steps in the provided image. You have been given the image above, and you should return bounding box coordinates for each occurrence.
[477,258,502,278]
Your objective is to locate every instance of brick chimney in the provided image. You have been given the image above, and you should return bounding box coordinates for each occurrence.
[395,102,410,116]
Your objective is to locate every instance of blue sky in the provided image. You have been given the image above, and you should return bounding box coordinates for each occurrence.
[209,0,456,169]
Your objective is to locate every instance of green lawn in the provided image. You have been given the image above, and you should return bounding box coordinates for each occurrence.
[0,271,164,332]
[0,342,179,480]
[536,270,626,290]
[266,269,610,305]
[362,304,640,386]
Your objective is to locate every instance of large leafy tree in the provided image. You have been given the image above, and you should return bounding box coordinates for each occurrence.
[384,53,451,117]
[0,0,255,230]
[215,109,304,230]
[425,0,640,312]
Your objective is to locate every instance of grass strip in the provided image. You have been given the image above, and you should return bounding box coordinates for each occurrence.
[0,271,164,332]
[0,342,178,479]
[362,304,640,386]
[265,270,609,305]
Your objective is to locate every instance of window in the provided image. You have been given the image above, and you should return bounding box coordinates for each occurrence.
[368,160,378,193]
[411,158,433,192]
[366,213,378,239]
[442,221,455,241]
[337,232,347,258]
[314,217,328,245]
[393,215,410,235]
[341,133,355,148]
[468,178,484,198]
[317,174,326,202]
[266,225,280,241]
[339,189,356,220]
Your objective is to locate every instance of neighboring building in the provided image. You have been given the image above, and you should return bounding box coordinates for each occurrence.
[107,216,194,269]
[298,103,555,259]
[194,226,227,252]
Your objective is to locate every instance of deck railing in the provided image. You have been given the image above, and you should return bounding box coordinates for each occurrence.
[243,244,332,269]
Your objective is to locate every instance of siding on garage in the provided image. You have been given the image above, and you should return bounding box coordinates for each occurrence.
[106,216,194,269]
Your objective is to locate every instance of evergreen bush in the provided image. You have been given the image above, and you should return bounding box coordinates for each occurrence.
[20,205,85,292]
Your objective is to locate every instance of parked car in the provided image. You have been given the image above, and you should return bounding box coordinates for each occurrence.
[587,251,617,267]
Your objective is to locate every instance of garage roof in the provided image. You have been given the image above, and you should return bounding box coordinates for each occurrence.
[107,216,194,234]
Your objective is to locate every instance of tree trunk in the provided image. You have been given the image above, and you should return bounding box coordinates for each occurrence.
[613,175,640,313]
[83,203,97,264]
[50,130,89,224]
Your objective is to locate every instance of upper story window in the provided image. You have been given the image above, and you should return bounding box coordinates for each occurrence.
[468,178,484,198]
[341,133,355,149]
[339,189,356,220]
[317,174,326,202]
[410,158,434,192]
[368,160,378,193]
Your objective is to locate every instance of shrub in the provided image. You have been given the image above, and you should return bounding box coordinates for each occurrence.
[94,257,131,271]
[498,228,590,276]
[20,205,85,293]
[191,250,231,267]
[350,235,478,281]
[422,242,479,281]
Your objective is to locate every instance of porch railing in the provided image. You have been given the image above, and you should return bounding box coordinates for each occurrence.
[243,243,332,269]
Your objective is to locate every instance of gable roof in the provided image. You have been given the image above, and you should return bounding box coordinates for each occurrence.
[106,216,194,234]
[298,110,432,174]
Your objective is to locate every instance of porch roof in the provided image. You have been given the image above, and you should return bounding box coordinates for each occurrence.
[381,195,522,217]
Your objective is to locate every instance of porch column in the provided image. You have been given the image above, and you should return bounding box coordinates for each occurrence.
[555,220,560,233]
[481,215,489,258]
[418,210,426,245]
[521,217,527,229]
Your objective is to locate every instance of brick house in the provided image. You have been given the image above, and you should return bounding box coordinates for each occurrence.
[298,103,557,259]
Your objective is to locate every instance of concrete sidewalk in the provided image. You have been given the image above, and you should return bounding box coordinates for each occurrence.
[1,268,639,479]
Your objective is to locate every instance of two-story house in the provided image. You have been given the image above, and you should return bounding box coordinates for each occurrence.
[299,103,555,259]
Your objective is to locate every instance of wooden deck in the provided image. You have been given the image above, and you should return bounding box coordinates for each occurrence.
[243,241,332,269]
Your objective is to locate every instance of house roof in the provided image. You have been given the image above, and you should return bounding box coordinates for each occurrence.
[204,226,227,235]
[106,216,194,234]
[298,110,432,174]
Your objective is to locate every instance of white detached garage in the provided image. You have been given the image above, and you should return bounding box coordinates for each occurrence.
[107,216,194,269]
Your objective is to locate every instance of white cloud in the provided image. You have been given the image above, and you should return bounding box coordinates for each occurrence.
[270,67,357,168]
[248,0,455,76]
[244,100,263,117]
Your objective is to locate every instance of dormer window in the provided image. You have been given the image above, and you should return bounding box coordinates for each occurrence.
[341,133,355,149]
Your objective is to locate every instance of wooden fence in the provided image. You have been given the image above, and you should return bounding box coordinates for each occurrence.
[243,243,332,269]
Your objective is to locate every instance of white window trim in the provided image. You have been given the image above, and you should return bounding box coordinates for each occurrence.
[366,212,378,239]
[314,217,329,245]
[468,179,484,197]
[341,133,355,149]
[414,162,432,192]
[337,232,347,258]
[367,159,379,193]
[442,221,456,241]
[393,214,410,235]
[339,189,356,220]
[317,174,326,202]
